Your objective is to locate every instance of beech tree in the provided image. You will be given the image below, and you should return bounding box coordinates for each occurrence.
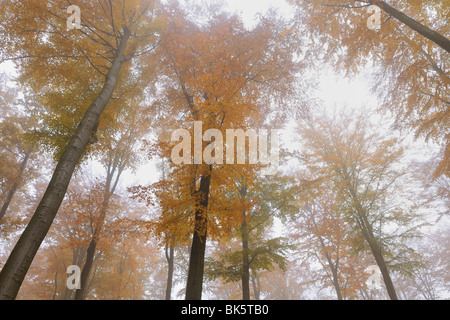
[0,79,43,223]
[290,0,450,177]
[298,109,426,300]
[73,100,150,300]
[291,189,369,300]
[132,5,301,300]
[228,174,297,300]
[0,0,164,299]
[17,178,155,300]
[205,236,292,299]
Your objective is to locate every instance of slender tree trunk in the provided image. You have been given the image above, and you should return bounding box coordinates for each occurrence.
[358,204,398,299]
[63,279,72,300]
[74,108,130,300]
[322,245,343,300]
[314,215,343,300]
[74,165,120,300]
[185,173,211,300]
[0,152,31,222]
[63,247,85,300]
[360,221,398,299]
[368,237,398,300]
[323,247,342,300]
[52,271,58,300]
[346,178,399,300]
[375,0,450,53]
[331,267,343,300]
[356,198,398,300]
[251,272,260,300]
[238,183,250,300]
[165,241,175,300]
[0,184,19,222]
[74,238,98,300]
[161,165,175,301]
[0,27,131,300]
[241,213,250,300]
[73,201,107,300]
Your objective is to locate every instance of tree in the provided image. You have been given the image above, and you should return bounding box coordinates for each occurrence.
[0,0,163,299]
[135,157,178,300]
[15,173,156,300]
[0,82,42,223]
[133,5,301,300]
[229,173,298,300]
[415,154,449,221]
[394,229,450,300]
[205,236,292,298]
[298,109,426,299]
[290,0,450,177]
[290,188,370,299]
[74,100,150,300]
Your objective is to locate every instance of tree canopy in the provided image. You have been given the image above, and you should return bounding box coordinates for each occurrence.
[0,0,448,302]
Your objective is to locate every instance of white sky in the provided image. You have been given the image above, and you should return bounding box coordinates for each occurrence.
[223,0,294,25]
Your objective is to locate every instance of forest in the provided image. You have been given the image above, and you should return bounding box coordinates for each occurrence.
[0,0,448,301]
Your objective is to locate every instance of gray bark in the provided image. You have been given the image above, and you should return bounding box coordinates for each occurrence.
[0,27,131,300]
[0,151,31,222]
[375,1,450,53]
[165,240,175,300]
[185,174,211,300]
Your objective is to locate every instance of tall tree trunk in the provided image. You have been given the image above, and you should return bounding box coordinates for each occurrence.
[162,165,175,301]
[0,152,31,222]
[375,0,450,53]
[0,27,131,300]
[63,246,85,300]
[74,238,98,300]
[165,241,175,300]
[74,161,122,300]
[238,183,250,300]
[251,272,261,300]
[313,215,343,300]
[241,212,250,300]
[185,173,211,300]
[361,222,398,300]
[322,246,342,300]
[358,204,398,299]
[367,236,398,300]
[331,267,343,300]
[346,178,399,300]
[0,184,19,223]
[74,106,130,300]
[52,271,58,300]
